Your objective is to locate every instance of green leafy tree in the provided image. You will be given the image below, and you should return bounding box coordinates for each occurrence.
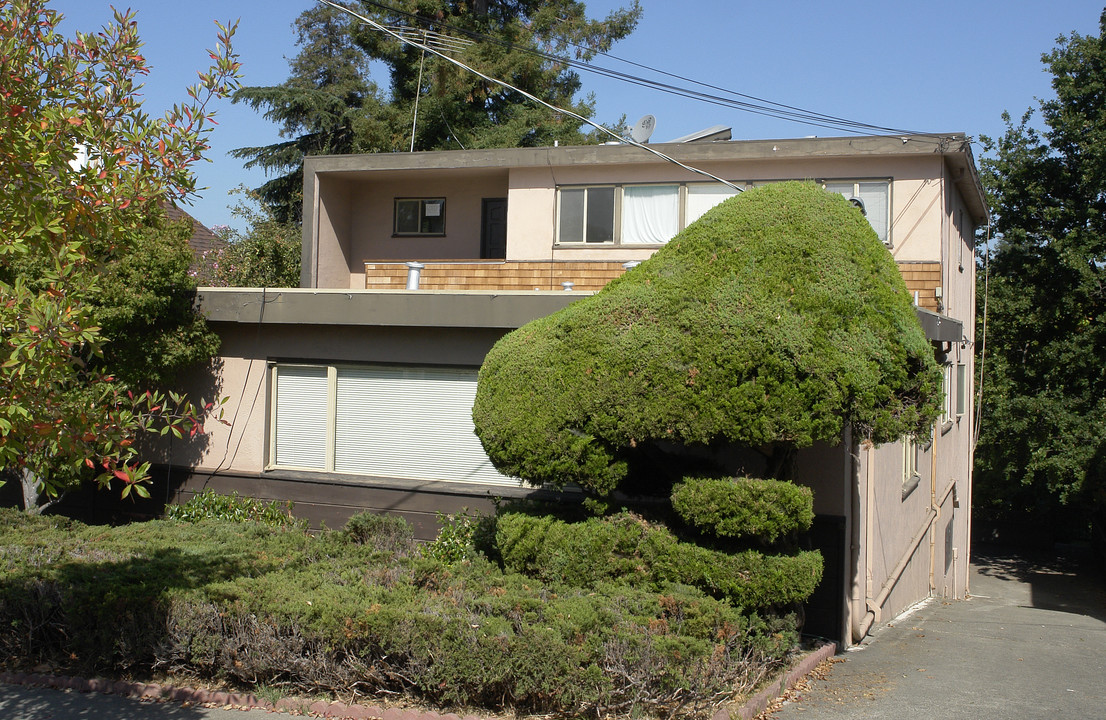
[976,10,1106,539]
[234,0,640,218]
[474,182,941,504]
[0,0,239,511]
[192,190,302,288]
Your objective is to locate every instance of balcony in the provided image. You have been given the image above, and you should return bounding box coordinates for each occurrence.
[365,259,943,312]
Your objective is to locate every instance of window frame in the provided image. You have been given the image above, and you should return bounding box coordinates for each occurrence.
[820,178,892,247]
[393,197,447,237]
[266,361,516,486]
[555,181,744,247]
[556,185,617,244]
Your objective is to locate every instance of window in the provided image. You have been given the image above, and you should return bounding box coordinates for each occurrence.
[823,180,891,245]
[622,185,680,244]
[956,363,968,417]
[557,187,615,244]
[686,184,740,224]
[903,435,920,485]
[556,182,739,246]
[269,363,516,486]
[942,363,954,424]
[394,198,446,235]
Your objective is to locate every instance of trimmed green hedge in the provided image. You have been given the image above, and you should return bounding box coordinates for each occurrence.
[474,181,941,496]
[0,509,794,718]
[496,511,823,609]
[671,477,815,542]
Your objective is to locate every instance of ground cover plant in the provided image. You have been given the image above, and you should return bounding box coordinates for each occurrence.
[0,508,798,719]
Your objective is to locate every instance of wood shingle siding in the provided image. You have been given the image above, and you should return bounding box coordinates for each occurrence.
[364,260,630,292]
[366,259,945,311]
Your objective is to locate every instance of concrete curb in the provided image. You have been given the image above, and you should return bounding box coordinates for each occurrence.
[2,644,837,720]
[715,641,839,720]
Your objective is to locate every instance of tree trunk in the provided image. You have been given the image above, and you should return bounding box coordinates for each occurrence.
[20,467,43,514]
[19,468,61,515]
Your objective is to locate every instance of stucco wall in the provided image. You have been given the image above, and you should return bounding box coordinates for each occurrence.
[306,151,955,286]
[170,322,511,477]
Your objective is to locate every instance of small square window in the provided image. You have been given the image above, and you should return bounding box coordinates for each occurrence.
[824,180,891,245]
[394,198,446,236]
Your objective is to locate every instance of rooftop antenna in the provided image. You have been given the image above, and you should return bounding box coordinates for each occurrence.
[628,114,656,144]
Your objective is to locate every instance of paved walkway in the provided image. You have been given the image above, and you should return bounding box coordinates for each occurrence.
[771,546,1106,719]
[0,682,264,720]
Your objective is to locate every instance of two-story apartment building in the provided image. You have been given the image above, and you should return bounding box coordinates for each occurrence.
[161,132,986,646]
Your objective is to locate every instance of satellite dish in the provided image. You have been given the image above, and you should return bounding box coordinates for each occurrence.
[629,114,656,144]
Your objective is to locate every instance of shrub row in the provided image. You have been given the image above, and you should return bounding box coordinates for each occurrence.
[0,509,794,719]
[495,511,823,609]
[671,477,815,542]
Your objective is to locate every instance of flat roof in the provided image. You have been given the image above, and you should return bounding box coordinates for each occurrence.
[199,287,964,343]
[197,287,586,329]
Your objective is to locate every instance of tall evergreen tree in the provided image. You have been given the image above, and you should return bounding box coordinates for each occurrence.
[232,2,388,222]
[976,10,1106,540]
[233,0,640,219]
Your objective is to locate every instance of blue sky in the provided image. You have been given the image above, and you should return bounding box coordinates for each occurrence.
[50,0,1106,230]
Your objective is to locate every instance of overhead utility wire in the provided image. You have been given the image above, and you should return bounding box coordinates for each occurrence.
[316,0,742,191]
[354,0,929,138]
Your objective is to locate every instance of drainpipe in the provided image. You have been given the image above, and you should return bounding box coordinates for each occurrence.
[929,425,939,594]
[854,477,957,642]
[405,261,424,290]
[854,443,878,642]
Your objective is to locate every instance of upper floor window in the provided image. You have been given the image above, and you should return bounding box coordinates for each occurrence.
[822,180,891,245]
[395,197,446,236]
[556,182,740,246]
[557,186,615,244]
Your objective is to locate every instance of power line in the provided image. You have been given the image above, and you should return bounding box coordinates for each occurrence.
[317,0,742,191]
[352,0,929,138]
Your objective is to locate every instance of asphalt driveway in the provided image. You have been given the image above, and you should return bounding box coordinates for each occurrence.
[771,545,1106,719]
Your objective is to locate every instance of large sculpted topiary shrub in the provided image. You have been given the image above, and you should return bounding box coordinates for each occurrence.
[473,181,941,499]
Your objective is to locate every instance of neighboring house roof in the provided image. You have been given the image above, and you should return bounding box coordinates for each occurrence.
[163,204,226,257]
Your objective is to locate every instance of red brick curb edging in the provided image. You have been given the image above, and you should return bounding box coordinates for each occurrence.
[715,641,839,720]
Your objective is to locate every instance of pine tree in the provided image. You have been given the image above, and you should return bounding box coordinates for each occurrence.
[234,0,640,219]
[232,2,388,222]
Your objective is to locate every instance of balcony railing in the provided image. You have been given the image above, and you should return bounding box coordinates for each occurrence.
[364,259,943,311]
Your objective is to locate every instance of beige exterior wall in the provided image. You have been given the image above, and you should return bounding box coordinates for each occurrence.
[305,142,969,289]
[171,321,512,478]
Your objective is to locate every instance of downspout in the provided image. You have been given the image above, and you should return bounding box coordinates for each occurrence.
[853,444,878,643]
[854,478,957,642]
[929,425,939,593]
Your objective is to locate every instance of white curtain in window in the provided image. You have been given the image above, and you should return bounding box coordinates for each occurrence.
[686,184,738,225]
[273,365,329,470]
[622,185,679,244]
[825,181,890,244]
[333,366,516,485]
